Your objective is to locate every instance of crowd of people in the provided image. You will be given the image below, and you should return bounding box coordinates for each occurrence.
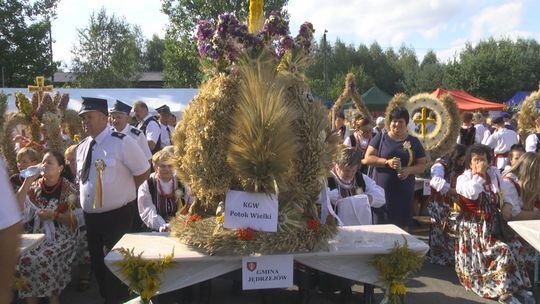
[1,97,539,304]
[337,107,540,304]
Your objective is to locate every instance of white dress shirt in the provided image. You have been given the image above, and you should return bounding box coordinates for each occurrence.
[525,133,539,152]
[116,124,152,161]
[474,123,491,144]
[137,114,161,145]
[160,124,172,146]
[483,128,519,169]
[76,128,150,213]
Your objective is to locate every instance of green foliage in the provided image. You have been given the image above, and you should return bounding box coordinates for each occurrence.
[0,0,59,87]
[143,34,165,72]
[442,38,540,101]
[71,8,143,88]
[160,0,289,88]
[162,32,201,87]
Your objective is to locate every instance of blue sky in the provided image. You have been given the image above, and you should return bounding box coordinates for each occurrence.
[52,0,540,67]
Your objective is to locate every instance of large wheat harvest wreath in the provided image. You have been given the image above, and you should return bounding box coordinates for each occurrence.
[517,85,540,140]
[385,93,460,159]
[170,9,339,255]
[0,77,81,174]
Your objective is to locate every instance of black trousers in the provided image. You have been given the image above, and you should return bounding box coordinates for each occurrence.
[85,202,134,304]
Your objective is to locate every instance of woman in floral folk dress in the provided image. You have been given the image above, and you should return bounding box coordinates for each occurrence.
[455,144,533,304]
[427,144,466,266]
[16,151,82,304]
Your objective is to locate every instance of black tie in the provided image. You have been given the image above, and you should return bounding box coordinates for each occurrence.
[80,139,96,183]
[166,126,171,138]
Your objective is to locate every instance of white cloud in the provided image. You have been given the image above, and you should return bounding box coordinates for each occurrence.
[469,1,524,41]
[287,0,463,45]
[52,0,168,66]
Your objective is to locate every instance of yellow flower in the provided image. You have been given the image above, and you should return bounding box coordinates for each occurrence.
[215,214,224,224]
[141,278,159,300]
[402,141,411,151]
[390,283,407,296]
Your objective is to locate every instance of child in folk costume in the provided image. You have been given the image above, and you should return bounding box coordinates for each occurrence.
[427,144,466,266]
[327,147,386,226]
[455,144,533,304]
[502,152,540,269]
[138,150,190,232]
[502,152,540,221]
[343,115,375,175]
[317,147,385,298]
[483,116,519,171]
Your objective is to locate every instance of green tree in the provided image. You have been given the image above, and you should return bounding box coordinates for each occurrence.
[162,31,201,87]
[161,0,289,87]
[71,8,143,88]
[443,38,540,100]
[143,34,165,71]
[0,0,59,87]
[415,50,443,93]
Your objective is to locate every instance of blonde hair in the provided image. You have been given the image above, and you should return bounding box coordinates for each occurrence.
[152,149,173,167]
[64,144,77,159]
[507,152,540,211]
[16,147,41,162]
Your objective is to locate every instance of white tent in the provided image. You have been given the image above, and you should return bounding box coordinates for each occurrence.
[0,88,199,117]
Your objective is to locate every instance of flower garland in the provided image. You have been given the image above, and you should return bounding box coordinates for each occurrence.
[113,247,175,304]
[371,239,424,304]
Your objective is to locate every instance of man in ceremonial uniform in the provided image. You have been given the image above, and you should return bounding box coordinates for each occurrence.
[156,105,174,147]
[109,100,152,162]
[483,115,519,170]
[133,101,162,153]
[77,97,150,304]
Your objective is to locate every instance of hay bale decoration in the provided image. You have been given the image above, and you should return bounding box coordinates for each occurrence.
[170,5,339,255]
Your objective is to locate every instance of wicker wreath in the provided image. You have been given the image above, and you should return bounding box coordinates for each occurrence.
[385,93,460,159]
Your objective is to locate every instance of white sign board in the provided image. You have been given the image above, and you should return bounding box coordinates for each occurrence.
[224,190,278,232]
[242,255,294,290]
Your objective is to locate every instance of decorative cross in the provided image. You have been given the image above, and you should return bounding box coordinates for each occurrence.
[28,76,54,104]
[413,107,435,137]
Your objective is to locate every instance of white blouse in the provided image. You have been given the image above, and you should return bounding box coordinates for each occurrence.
[327,173,386,225]
[501,173,539,218]
[429,161,450,197]
[456,167,503,200]
[137,173,190,231]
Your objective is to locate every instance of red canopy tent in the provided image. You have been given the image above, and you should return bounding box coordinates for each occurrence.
[431,88,504,111]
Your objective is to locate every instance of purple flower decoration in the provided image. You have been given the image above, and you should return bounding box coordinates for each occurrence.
[193,11,314,70]
[196,20,214,41]
[280,36,294,50]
